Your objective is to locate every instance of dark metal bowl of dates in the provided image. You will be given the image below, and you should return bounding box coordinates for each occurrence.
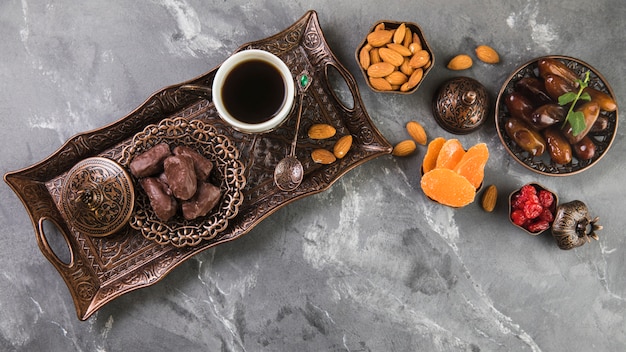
[120,117,246,247]
[495,55,618,176]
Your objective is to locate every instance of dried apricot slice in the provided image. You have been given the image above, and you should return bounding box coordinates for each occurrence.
[421,168,476,207]
[435,139,465,170]
[453,143,489,189]
[422,137,446,174]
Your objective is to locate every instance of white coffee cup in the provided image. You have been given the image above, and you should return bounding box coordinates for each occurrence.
[211,49,295,133]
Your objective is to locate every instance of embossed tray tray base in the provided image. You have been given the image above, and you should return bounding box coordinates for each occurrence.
[4,11,391,320]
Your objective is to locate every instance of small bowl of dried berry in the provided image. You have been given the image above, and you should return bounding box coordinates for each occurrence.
[509,183,558,235]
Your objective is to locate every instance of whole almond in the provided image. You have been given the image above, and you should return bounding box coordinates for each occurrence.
[311,149,336,164]
[374,22,385,31]
[385,71,408,86]
[387,43,412,57]
[408,42,422,54]
[406,120,427,145]
[447,54,473,70]
[400,57,415,76]
[333,135,353,159]
[369,76,393,91]
[393,23,406,44]
[379,48,404,67]
[403,27,412,47]
[407,68,423,89]
[370,48,381,64]
[367,30,394,47]
[475,45,500,64]
[392,140,417,156]
[367,62,396,78]
[481,184,498,212]
[400,82,412,92]
[308,124,336,139]
[408,50,430,68]
[359,45,371,69]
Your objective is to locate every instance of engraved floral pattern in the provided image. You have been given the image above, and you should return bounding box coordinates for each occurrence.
[61,158,134,237]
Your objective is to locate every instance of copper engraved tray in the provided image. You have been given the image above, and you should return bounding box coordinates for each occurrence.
[4,11,392,320]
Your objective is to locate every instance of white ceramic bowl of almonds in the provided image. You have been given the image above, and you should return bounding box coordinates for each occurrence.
[355,20,435,94]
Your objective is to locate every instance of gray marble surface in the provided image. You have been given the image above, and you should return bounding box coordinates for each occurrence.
[1,0,625,351]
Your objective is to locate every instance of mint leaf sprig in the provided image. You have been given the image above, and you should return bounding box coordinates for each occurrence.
[558,71,591,136]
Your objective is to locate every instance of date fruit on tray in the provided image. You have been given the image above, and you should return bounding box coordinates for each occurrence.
[130,143,222,222]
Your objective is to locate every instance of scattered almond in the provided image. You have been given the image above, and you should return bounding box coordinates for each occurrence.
[333,135,353,159]
[447,54,473,70]
[311,149,337,164]
[308,124,336,139]
[481,184,498,212]
[392,140,417,157]
[475,45,500,64]
[406,120,427,145]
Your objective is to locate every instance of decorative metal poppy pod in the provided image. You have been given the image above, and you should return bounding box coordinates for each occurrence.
[61,157,134,237]
[432,77,490,134]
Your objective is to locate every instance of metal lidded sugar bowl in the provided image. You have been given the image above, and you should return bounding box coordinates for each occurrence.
[60,157,135,237]
[432,76,490,134]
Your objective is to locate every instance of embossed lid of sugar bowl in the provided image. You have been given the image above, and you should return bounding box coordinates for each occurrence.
[61,157,134,237]
[432,77,490,134]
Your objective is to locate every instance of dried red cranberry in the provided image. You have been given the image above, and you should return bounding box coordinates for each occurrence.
[539,208,554,222]
[511,209,527,226]
[520,184,537,197]
[527,220,550,233]
[511,193,525,209]
[523,201,543,219]
[538,190,554,209]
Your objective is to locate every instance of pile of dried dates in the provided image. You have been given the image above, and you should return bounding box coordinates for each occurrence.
[129,143,221,222]
[504,58,616,164]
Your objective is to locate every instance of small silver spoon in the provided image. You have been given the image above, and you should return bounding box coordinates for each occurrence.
[273,71,312,191]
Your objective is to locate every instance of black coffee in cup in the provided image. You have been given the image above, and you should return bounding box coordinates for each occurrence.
[212,49,295,133]
[221,59,287,125]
